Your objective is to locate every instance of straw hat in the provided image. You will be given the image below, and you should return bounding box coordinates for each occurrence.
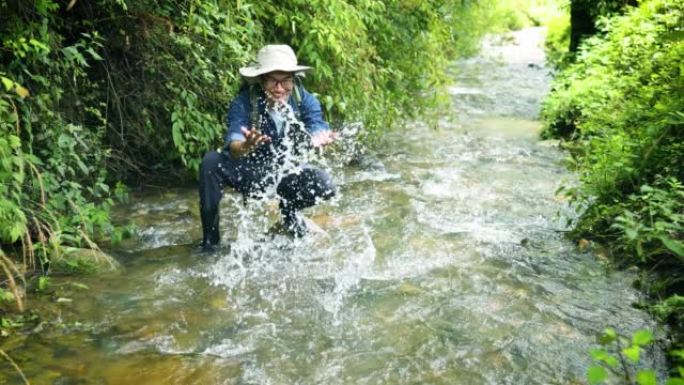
[239,45,311,80]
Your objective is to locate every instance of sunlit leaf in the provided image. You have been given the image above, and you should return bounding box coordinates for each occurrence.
[38,276,50,291]
[599,328,617,344]
[8,135,21,149]
[1,77,13,91]
[587,365,607,384]
[9,220,26,242]
[636,370,656,385]
[75,157,89,175]
[14,84,29,99]
[172,121,185,149]
[62,45,79,59]
[632,330,653,346]
[28,38,48,51]
[623,346,640,362]
[659,236,684,258]
[0,289,15,302]
[86,47,103,61]
[590,348,619,367]
[590,348,610,361]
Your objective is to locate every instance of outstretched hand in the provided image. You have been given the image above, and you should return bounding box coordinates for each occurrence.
[241,126,271,151]
[311,130,340,148]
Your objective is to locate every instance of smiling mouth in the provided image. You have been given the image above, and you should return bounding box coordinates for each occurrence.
[268,91,289,101]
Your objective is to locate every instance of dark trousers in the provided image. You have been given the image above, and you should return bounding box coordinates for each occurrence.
[199,151,335,245]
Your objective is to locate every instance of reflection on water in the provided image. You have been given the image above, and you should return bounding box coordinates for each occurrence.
[2,28,664,385]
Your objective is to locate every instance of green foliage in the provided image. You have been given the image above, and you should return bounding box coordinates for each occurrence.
[0,313,39,336]
[36,276,50,293]
[546,0,646,68]
[544,9,572,67]
[541,0,684,253]
[0,289,14,303]
[612,179,684,264]
[0,0,132,311]
[488,0,566,31]
[541,0,684,371]
[542,0,683,140]
[249,0,499,136]
[572,0,640,20]
[653,296,684,326]
[588,328,682,385]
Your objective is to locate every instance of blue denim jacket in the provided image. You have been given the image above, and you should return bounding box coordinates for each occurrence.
[225,84,329,145]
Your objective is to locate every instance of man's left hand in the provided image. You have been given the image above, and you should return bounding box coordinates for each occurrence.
[311,130,340,148]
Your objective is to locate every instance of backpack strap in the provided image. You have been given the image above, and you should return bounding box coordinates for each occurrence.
[293,77,304,120]
[249,83,261,131]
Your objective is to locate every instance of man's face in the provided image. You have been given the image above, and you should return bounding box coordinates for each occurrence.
[261,71,294,103]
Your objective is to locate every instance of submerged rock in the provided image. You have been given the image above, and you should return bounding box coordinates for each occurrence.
[50,247,119,274]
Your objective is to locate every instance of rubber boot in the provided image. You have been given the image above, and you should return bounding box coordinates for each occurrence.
[201,210,220,251]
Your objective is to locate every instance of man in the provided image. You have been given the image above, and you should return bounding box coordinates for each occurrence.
[199,44,338,249]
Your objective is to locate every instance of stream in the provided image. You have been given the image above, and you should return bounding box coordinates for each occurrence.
[1,28,665,385]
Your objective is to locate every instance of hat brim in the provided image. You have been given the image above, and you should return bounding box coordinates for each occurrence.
[239,64,312,80]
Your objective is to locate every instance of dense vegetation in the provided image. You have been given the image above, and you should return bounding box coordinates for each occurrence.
[1,0,545,313]
[545,0,641,67]
[541,0,684,373]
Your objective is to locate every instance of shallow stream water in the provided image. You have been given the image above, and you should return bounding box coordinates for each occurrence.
[2,28,664,385]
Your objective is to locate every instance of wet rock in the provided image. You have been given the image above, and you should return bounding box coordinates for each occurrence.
[520,237,545,249]
[208,294,228,310]
[577,239,591,251]
[346,152,385,171]
[537,139,560,148]
[50,247,119,274]
[398,282,423,296]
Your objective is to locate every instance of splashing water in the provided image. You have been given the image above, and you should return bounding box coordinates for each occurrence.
[216,97,343,260]
[2,28,666,385]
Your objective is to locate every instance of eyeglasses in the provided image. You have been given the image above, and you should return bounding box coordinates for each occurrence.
[262,76,294,89]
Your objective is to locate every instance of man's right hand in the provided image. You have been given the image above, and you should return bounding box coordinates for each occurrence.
[229,127,271,158]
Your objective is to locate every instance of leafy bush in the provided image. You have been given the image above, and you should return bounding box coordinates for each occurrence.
[541,0,684,367]
[587,328,684,385]
[541,0,683,250]
[612,178,684,265]
[487,0,566,31]
[544,10,571,67]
